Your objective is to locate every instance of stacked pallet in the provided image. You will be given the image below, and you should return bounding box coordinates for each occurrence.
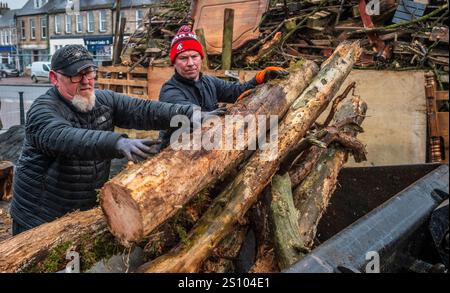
[425,72,449,163]
[97,66,149,100]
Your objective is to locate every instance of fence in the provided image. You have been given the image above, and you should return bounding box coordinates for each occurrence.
[0,92,33,132]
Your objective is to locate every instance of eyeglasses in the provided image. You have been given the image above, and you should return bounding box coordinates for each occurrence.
[58,69,97,83]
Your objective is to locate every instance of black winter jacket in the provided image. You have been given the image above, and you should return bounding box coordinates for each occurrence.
[11,87,193,230]
[158,72,258,148]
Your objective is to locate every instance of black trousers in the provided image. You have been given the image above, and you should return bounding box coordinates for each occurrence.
[12,220,29,236]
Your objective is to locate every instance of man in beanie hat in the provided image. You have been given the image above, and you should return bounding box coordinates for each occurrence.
[10,45,219,234]
[158,25,289,149]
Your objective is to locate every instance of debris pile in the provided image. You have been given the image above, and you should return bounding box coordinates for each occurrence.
[120,0,449,87]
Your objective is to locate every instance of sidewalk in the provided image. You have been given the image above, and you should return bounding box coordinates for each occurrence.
[0,76,51,87]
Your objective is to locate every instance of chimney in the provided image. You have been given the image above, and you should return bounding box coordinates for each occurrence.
[0,2,10,15]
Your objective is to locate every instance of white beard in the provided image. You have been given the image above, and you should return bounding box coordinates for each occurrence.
[72,93,96,112]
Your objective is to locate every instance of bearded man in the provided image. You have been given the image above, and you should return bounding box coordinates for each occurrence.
[10,45,217,235]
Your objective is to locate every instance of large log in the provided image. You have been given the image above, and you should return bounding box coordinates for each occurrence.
[0,185,218,272]
[271,96,367,270]
[101,60,319,246]
[0,208,112,272]
[137,42,362,272]
[293,96,368,250]
[269,173,305,270]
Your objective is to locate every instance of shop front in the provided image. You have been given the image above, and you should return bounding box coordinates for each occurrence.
[50,37,85,56]
[84,36,113,66]
[0,45,16,65]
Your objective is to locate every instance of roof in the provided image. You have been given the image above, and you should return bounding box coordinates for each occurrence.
[16,0,163,16]
[48,0,161,14]
[14,0,57,17]
[49,0,114,13]
[0,9,16,27]
[120,0,161,8]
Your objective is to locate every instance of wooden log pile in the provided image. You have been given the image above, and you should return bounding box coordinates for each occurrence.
[0,41,372,273]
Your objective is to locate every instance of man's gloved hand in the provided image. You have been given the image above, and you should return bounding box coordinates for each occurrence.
[255,66,289,84]
[201,106,228,122]
[115,137,162,163]
[190,106,228,127]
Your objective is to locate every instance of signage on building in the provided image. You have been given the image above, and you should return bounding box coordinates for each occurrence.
[0,46,16,53]
[84,36,113,51]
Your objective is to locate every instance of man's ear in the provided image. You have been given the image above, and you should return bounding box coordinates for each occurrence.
[49,70,59,86]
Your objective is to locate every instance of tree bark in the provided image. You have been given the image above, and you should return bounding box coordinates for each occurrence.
[270,96,367,270]
[0,208,110,272]
[200,225,248,273]
[137,42,362,272]
[101,60,319,246]
[293,96,368,250]
[248,187,279,273]
[269,173,306,270]
[222,8,234,70]
[195,28,209,71]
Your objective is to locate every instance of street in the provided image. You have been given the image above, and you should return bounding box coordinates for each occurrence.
[0,81,51,131]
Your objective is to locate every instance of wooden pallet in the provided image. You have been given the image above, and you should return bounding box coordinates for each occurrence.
[425,72,449,163]
[97,66,149,100]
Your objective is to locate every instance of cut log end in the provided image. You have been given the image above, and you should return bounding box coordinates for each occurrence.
[101,184,142,246]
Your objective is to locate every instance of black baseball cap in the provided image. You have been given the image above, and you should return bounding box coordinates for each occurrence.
[51,45,97,76]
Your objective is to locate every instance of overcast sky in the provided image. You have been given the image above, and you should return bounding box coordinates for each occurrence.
[4,0,28,10]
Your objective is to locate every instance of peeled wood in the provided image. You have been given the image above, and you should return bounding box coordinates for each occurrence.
[0,208,107,272]
[293,96,368,250]
[101,60,319,246]
[271,96,367,270]
[137,42,362,272]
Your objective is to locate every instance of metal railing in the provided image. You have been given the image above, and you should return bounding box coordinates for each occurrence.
[0,91,32,132]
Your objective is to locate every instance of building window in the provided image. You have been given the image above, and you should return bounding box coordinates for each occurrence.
[30,18,36,39]
[136,10,145,28]
[6,30,10,44]
[76,14,83,33]
[41,17,47,39]
[55,15,61,34]
[65,15,72,34]
[20,20,26,40]
[34,0,48,9]
[99,10,107,32]
[0,31,3,46]
[87,11,94,32]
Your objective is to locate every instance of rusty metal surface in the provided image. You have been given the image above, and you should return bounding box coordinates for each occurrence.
[192,0,269,55]
[285,164,449,273]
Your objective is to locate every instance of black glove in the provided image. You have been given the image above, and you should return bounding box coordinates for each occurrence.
[200,106,228,123]
[190,106,228,128]
[115,137,162,163]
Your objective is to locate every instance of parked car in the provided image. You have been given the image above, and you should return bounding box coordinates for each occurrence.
[31,62,51,83]
[0,64,20,78]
